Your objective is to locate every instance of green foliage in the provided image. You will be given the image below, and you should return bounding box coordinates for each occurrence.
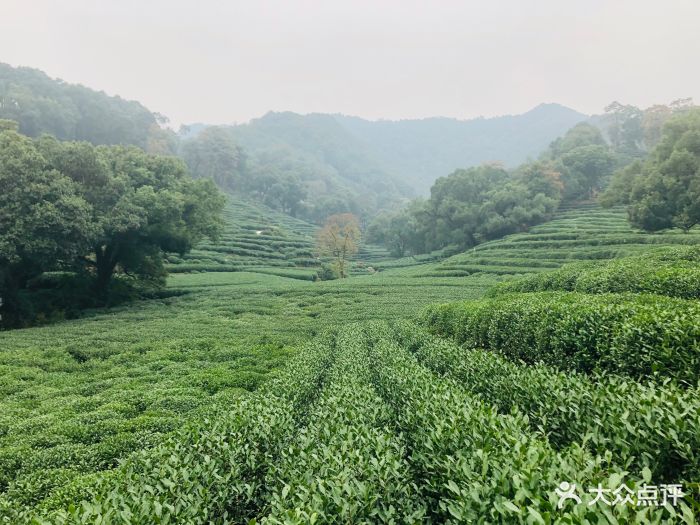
[492,247,700,298]
[314,263,339,281]
[0,128,226,326]
[558,144,615,200]
[3,335,333,523]
[0,63,174,152]
[602,109,700,232]
[423,203,700,279]
[0,130,96,326]
[7,320,695,523]
[183,112,409,222]
[0,266,489,516]
[366,322,690,523]
[180,126,247,191]
[369,163,561,255]
[422,292,700,386]
[392,320,700,483]
[261,328,425,523]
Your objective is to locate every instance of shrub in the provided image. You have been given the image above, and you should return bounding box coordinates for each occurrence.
[392,320,700,483]
[422,292,700,386]
[492,247,700,299]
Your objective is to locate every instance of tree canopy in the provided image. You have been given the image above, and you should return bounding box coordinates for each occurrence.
[0,63,175,153]
[601,109,700,232]
[0,125,225,327]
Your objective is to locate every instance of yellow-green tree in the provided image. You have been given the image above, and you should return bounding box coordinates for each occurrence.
[316,214,361,278]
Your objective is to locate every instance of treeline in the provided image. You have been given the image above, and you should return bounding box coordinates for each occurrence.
[0,63,176,154]
[179,115,410,224]
[601,108,700,232]
[367,122,615,256]
[0,120,224,328]
[368,99,698,256]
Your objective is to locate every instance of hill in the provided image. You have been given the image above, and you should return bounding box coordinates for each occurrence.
[227,111,413,212]
[334,103,588,193]
[374,202,700,277]
[183,103,588,202]
[0,62,174,152]
[165,196,390,280]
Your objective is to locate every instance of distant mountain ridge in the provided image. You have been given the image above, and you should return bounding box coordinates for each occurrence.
[332,103,588,193]
[185,103,588,196]
[0,62,588,206]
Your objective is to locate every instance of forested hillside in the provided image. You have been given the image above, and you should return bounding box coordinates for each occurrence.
[0,63,175,153]
[335,103,587,192]
[180,104,588,218]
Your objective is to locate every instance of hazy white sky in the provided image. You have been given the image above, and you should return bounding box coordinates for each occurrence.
[3,0,699,126]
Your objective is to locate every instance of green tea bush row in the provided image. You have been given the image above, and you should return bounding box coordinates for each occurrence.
[3,336,335,524]
[259,326,425,523]
[492,247,700,299]
[365,322,693,523]
[422,292,700,386]
[392,321,700,483]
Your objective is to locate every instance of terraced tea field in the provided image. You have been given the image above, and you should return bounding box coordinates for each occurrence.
[407,203,700,278]
[2,200,699,522]
[166,197,392,280]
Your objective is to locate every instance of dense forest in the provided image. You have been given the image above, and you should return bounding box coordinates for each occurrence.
[0,118,223,327]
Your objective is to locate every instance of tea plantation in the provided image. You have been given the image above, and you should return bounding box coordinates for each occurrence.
[1,200,699,523]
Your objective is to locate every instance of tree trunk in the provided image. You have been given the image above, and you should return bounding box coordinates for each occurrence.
[94,244,119,303]
[0,265,32,328]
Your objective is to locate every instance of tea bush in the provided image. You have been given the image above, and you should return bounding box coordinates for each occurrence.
[365,322,693,523]
[4,335,335,523]
[492,247,700,298]
[392,320,700,483]
[422,292,700,385]
[260,326,426,523]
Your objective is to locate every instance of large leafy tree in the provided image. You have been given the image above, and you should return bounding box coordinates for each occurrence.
[0,129,95,324]
[558,144,615,200]
[367,162,563,255]
[366,202,425,258]
[37,138,226,299]
[601,109,700,232]
[547,122,607,159]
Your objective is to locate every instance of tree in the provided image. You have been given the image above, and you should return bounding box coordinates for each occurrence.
[558,144,615,200]
[604,102,644,155]
[546,123,606,159]
[0,130,95,325]
[180,126,246,190]
[598,160,643,207]
[37,137,226,301]
[316,214,361,278]
[367,205,423,257]
[602,109,700,232]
